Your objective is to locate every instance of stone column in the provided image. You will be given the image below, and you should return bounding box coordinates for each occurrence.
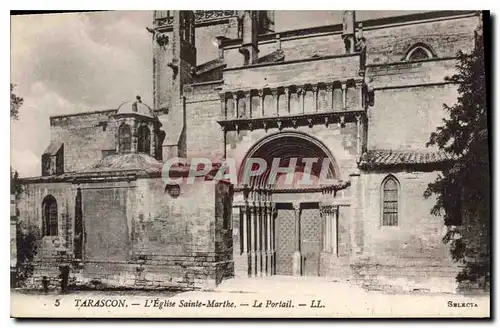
[248,202,255,276]
[232,93,238,118]
[149,123,156,157]
[292,202,301,276]
[253,199,259,277]
[313,85,319,112]
[341,82,347,110]
[322,208,330,252]
[272,89,279,116]
[300,88,305,114]
[130,118,138,153]
[220,94,226,118]
[284,87,290,115]
[356,80,364,109]
[254,193,261,277]
[265,201,271,276]
[328,209,333,253]
[259,198,265,277]
[332,206,338,256]
[259,89,265,117]
[246,203,252,277]
[245,91,251,118]
[270,204,276,275]
[356,114,363,159]
[115,118,123,153]
[242,206,248,254]
[326,84,333,111]
[244,186,253,277]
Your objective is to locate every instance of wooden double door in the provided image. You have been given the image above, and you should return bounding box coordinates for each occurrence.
[275,203,322,276]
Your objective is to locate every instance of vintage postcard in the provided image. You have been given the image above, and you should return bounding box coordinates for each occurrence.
[10,10,490,318]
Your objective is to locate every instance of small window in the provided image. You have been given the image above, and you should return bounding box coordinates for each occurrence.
[42,195,58,236]
[118,124,132,153]
[382,176,399,226]
[404,43,436,61]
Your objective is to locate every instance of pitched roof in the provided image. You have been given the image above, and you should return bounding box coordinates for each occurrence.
[359,150,456,169]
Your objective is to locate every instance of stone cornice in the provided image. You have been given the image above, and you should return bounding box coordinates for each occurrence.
[154,10,238,32]
[218,109,365,132]
[18,170,141,184]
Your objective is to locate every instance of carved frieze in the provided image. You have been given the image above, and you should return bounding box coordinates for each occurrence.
[155,10,238,28]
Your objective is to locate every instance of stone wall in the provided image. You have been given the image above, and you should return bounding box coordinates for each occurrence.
[49,111,117,173]
[81,181,134,262]
[17,182,76,261]
[184,82,226,161]
[367,84,458,151]
[363,14,476,65]
[350,169,459,291]
[79,178,234,290]
[18,177,234,291]
[360,170,451,263]
[221,13,477,69]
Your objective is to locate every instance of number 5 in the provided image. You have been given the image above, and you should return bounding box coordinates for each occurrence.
[55,299,60,307]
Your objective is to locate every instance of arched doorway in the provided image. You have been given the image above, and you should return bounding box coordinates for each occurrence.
[239,131,340,189]
[235,132,346,277]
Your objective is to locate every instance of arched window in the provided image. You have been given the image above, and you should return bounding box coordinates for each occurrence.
[42,195,58,236]
[381,176,399,226]
[404,43,436,61]
[137,125,151,154]
[118,124,132,153]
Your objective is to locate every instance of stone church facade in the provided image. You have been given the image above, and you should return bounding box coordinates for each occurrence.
[17,10,481,291]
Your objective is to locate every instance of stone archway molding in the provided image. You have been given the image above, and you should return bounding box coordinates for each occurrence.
[238,131,341,188]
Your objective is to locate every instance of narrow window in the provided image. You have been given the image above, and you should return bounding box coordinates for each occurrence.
[137,125,151,154]
[42,195,58,236]
[118,124,132,153]
[382,176,399,226]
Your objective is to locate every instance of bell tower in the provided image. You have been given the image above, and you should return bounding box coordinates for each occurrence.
[152,10,196,110]
[152,10,196,159]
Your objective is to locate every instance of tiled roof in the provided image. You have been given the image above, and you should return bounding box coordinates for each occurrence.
[359,150,456,169]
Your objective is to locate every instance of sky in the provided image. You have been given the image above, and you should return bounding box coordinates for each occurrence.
[10,10,427,177]
[11,11,153,177]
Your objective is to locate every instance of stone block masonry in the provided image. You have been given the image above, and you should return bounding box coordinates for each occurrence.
[20,176,234,291]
